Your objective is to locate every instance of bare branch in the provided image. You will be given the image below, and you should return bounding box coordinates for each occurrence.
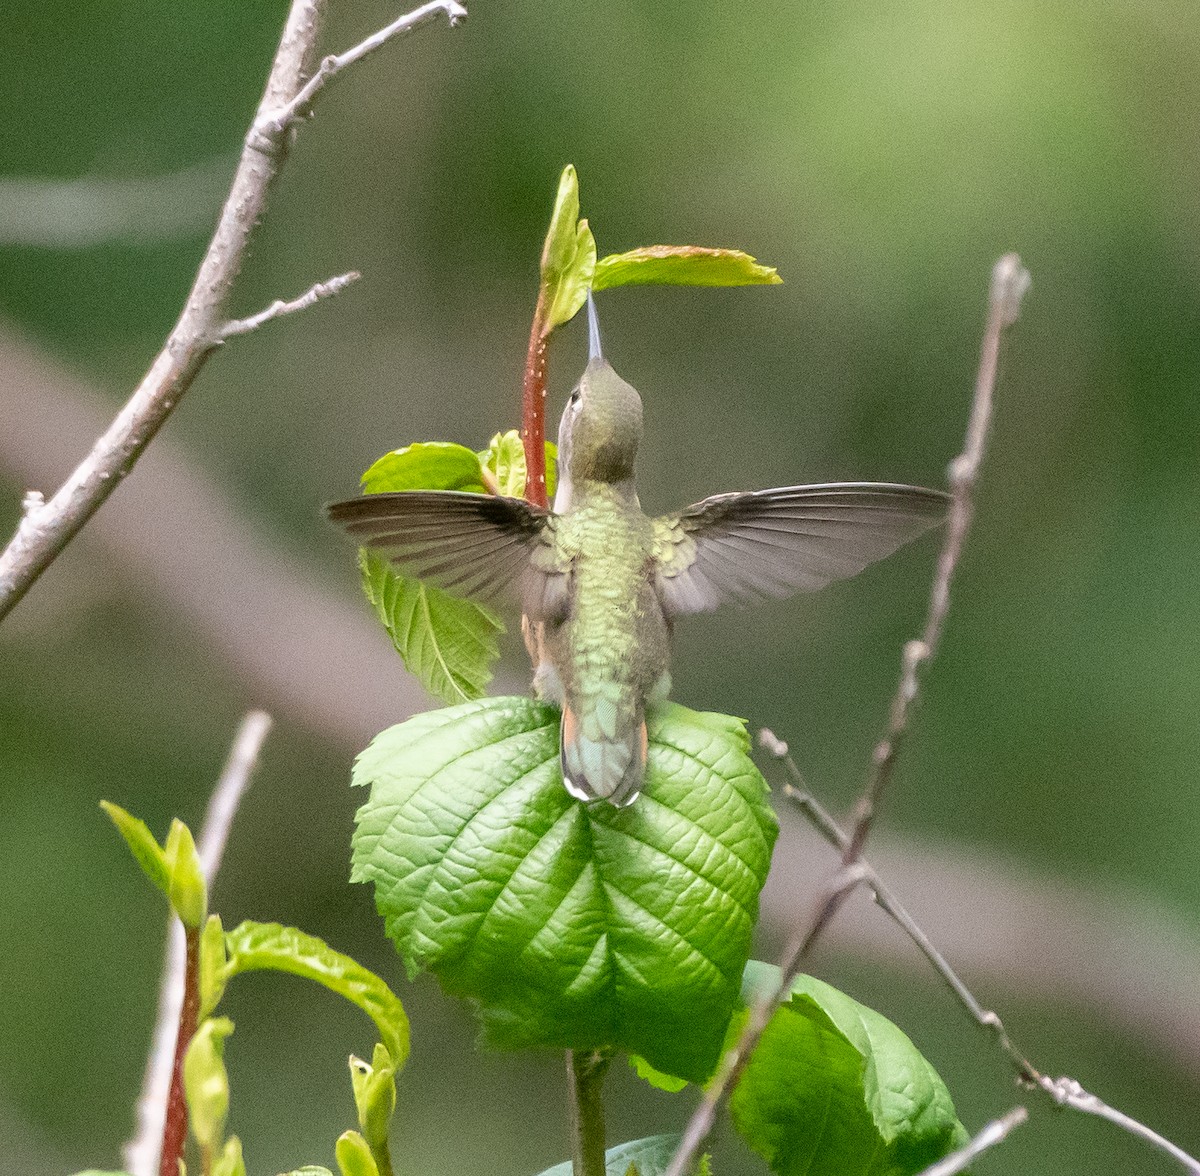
[0,0,466,624]
[915,1107,1028,1176]
[768,736,1200,1175]
[253,0,468,145]
[123,712,273,1176]
[219,271,360,340]
[665,256,1029,1176]
[1044,1079,1200,1175]
[846,252,1031,861]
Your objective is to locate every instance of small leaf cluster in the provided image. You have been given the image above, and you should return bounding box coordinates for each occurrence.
[100,804,410,1176]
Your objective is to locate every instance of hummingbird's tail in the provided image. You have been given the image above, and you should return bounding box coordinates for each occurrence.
[559,703,647,808]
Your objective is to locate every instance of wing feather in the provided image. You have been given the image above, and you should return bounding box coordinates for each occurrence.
[654,482,948,615]
[327,490,562,611]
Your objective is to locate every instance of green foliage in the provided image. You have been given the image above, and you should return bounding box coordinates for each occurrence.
[628,1053,689,1093]
[539,164,598,333]
[99,801,169,895]
[356,439,508,706]
[350,1043,397,1174]
[164,817,206,929]
[533,166,783,338]
[730,963,968,1176]
[593,246,782,290]
[335,1131,380,1176]
[100,803,206,928]
[184,1016,234,1158]
[222,920,410,1068]
[537,1133,685,1176]
[478,431,558,499]
[351,696,778,1081]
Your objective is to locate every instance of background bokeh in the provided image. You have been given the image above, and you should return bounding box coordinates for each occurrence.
[3,0,1199,1171]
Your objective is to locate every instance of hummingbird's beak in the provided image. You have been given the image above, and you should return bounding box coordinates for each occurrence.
[587,289,603,363]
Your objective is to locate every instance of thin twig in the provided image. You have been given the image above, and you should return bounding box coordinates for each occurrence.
[760,732,1039,1084]
[0,0,467,624]
[767,736,1200,1176]
[915,1107,1028,1176]
[1044,1078,1200,1175]
[521,289,551,508]
[123,712,273,1176]
[219,271,360,340]
[253,0,467,145]
[664,256,1030,1176]
[845,253,1030,861]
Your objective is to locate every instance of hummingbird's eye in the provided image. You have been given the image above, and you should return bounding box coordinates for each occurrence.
[567,389,582,409]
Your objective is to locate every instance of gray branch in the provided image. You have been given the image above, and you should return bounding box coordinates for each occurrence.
[0,0,467,624]
[122,712,273,1176]
[915,1107,1028,1176]
[768,735,1200,1175]
[219,271,361,339]
[664,255,1030,1176]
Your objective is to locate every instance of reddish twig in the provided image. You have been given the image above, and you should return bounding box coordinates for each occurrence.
[159,926,201,1176]
[522,290,550,508]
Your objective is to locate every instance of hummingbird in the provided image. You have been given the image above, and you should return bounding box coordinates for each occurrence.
[328,296,948,808]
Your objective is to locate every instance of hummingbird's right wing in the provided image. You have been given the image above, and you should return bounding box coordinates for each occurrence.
[327,490,565,614]
[653,482,948,616]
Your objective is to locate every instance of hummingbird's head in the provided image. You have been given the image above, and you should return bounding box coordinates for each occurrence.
[556,293,643,487]
[557,358,644,485]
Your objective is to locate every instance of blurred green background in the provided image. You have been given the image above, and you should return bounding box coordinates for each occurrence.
[3,0,1199,1171]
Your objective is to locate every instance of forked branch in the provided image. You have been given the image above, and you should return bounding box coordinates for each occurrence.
[0,0,467,624]
[664,255,1029,1176]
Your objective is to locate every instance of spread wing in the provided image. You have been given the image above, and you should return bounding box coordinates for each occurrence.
[326,490,565,614]
[653,482,948,616]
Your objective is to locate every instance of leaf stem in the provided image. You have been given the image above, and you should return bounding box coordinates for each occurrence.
[567,1048,609,1176]
[522,290,550,508]
[160,924,201,1176]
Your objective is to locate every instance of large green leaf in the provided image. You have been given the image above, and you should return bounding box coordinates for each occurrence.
[593,246,781,290]
[355,440,504,706]
[537,1134,683,1176]
[351,697,778,1082]
[222,921,410,1068]
[731,963,968,1176]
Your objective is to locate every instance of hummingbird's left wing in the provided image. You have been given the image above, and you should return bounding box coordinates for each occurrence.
[653,482,948,616]
[327,490,564,612]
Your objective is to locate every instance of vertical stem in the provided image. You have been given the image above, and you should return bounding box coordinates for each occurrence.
[566,1048,609,1176]
[159,924,201,1176]
[522,291,550,508]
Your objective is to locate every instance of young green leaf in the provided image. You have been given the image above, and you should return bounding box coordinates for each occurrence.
[351,697,778,1082]
[360,442,488,496]
[731,963,968,1176]
[212,1136,246,1176]
[184,1016,234,1158]
[335,1131,380,1176]
[539,165,597,333]
[222,921,410,1069]
[477,430,558,499]
[349,1043,397,1162]
[355,441,504,705]
[100,801,169,897]
[164,817,207,929]
[593,246,782,291]
[536,1134,685,1176]
[628,1053,689,1094]
[199,914,228,1020]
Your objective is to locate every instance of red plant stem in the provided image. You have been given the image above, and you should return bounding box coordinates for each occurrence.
[159,925,200,1176]
[521,291,549,508]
